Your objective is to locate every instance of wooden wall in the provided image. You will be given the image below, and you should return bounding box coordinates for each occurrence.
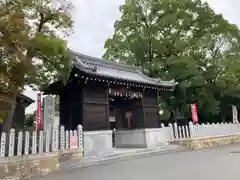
[59,79,83,130]
[59,76,159,130]
[142,89,159,128]
[82,83,109,131]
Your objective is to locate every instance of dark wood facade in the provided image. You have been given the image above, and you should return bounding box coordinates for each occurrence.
[47,51,176,131]
[13,94,34,130]
[59,80,160,131]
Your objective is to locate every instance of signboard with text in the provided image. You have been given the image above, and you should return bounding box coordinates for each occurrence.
[232,105,238,123]
[109,116,116,122]
[43,95,55,132]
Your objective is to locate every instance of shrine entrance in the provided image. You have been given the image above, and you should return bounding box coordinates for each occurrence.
[46,51,176,150]
[108,88,144,130]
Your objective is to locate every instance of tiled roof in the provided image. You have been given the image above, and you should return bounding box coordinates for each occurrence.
[18,94,34,107]
[71,50,177,88]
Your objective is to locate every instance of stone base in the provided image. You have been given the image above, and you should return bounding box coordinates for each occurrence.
[0,153,59,179]
[114,128,169,148]
[172,134,240,150]
[59,149,83,161]
[84,130,113,156]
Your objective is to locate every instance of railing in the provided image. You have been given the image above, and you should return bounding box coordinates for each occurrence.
[0,125,83,157]
[168,122,240,140]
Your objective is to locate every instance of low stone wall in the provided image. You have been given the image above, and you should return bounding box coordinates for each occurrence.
[172,134,240,150]
[0,153,59,180]
[83,130,113,156]
[145,128,170,147]
[115,129,147,148]
[115,128,169,148]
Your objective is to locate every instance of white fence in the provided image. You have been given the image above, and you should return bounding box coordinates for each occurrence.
[0,125,83,157]
[168,122,240,140]
[1,122,240,157]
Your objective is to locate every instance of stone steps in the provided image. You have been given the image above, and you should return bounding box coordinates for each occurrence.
[60,145,184,169]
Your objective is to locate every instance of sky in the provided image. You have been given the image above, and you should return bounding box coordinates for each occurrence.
[24,0,240,114]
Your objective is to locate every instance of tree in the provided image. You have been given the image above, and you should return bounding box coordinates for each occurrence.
[0,0,73,132]
[25,112,35,128]
[103,0,240,122]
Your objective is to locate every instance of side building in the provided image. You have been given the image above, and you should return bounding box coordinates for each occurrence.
[0,94,34,131]
[13,94,34,130]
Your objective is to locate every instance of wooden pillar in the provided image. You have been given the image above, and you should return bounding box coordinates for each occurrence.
[115,108,123,129]
[106,87,110,130]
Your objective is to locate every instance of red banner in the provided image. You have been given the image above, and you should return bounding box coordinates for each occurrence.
[191,104,198,124]
[36,93,42,129]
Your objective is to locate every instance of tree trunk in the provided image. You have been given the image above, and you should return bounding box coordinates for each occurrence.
[1,94,17,133]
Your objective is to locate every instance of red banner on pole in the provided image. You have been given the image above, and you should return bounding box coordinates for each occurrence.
[191,104,198,124]
[36,93,42,129]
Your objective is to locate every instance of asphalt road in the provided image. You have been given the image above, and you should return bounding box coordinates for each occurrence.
[40,144,240,180]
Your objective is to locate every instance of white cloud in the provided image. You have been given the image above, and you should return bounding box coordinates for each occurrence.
[25,0,240,113]
[206,0,240,27]
[68,0,124,57]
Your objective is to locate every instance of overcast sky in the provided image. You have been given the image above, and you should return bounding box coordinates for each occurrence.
[24,0,240,113]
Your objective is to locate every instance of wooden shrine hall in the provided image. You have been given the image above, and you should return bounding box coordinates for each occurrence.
[46,51,177,131]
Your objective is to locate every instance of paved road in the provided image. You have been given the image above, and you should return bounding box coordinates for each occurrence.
[40,144,240,180]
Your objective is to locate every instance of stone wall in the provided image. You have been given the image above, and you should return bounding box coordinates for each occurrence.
[173,134,240,150]
[0,153,59,180]
[83,130,113,156]
[115,128,170,148]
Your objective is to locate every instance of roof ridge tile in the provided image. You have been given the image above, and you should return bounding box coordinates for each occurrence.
[70,49,177,87]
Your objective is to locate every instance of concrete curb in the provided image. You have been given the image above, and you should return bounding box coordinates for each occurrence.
[60,146,187,170]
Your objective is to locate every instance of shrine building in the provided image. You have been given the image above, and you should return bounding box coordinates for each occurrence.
[46,51,176,131]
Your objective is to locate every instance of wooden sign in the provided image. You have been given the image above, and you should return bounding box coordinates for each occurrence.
[109,116,116,122]
[108,88,142,98]
[43,95,55,132]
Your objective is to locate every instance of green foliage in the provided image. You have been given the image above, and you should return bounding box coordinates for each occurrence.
[0,116,3,124]
[103,0,240,122]
[25,113,35,127]
[0,0,73,123]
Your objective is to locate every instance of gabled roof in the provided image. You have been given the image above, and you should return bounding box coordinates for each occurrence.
[71,50,177,88]
[17,94,34,107]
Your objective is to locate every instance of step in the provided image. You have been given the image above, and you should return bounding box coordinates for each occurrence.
[60,145,184,169]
